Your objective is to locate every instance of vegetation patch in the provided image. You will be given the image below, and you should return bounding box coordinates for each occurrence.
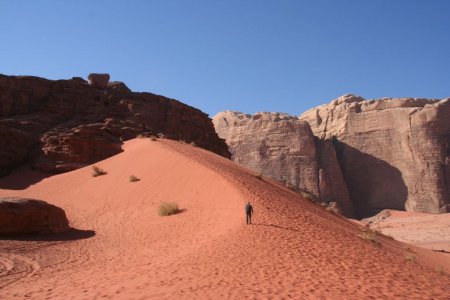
[299,189,342,214]
[92,166,107,177]
[129,175,140,182]
[359,228,380,245]
[404,251,416,263]
[299,189,320,203]
[158,202,180,216]
[324,202,340,214]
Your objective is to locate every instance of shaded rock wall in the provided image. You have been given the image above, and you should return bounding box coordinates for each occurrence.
[0,74,230,175]
[213,111,354,216]
[300,94,450,217]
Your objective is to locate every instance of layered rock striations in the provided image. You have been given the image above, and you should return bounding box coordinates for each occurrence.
[300,94,450,217]
[213,111,354,216]
[0,74,229,176]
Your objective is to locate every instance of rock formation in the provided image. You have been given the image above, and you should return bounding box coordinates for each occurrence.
[107,81,131,93]
[213,111,354,216]
[300,94,450,217]
[87,73,110,88]
[0,197,69,235]
[0,74,230,176]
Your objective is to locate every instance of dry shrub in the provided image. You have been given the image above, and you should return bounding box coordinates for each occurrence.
[92,166,107,177]
[285,181,296,191]
[158,202,180,216]
[325,202,342,214]
[300,189,319,203]
[405,252,416,263]
[359,228,380,245]
[129,175,140,182]
[149,135,157,141]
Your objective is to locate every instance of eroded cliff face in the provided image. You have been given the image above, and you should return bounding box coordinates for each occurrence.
[300,94,450,217]
[213,111,354,216]
[0,74,230,176]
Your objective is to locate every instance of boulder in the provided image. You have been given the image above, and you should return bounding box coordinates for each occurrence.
[107,81,131,93]
[300,95,450,217]
[213,111,354,216]
[87,73,110,89]
[0,197,69,235]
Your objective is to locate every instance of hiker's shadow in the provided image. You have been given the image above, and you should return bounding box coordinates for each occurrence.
[253,223,301,233]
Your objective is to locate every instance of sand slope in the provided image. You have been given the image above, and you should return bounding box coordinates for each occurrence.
[0,139,449,299]
[362,210,450,253]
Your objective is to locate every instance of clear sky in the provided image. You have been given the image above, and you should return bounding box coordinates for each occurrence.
[1,0,449,116]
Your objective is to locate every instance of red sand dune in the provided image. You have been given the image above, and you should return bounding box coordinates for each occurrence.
[0,139,449,299]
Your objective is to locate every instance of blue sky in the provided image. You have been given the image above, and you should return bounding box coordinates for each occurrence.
[1,0,449,116]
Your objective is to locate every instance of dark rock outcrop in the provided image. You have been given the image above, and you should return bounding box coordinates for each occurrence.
[88,73,110,89]
[0,74,230,175]
[213,111,354,216]
[107,81,131,93]
[0,197,69,235]
[300,94,450,217]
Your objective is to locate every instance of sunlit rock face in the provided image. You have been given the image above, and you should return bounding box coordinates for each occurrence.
[300,94,450,217]
[213,111,354,217]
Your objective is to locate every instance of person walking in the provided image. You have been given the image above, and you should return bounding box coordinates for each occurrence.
[245,202,254,225]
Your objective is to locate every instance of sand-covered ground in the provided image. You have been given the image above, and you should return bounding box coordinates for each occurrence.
[0,139,449,299]
[362,210,450,253]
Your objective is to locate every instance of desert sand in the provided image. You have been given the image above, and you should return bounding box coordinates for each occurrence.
[0,139,449,299]
[362,210,450,253]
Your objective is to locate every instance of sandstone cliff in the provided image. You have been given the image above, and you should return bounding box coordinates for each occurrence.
[0,74,229,176]
[213,111,354,216]
[300,94,450,217]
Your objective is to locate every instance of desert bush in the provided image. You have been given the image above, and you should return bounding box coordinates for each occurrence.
[359,228,380,245]
[179,139,186,143]
[285,181,296,191]
[129,175,140,182]
[254,173,263,180]
[325,202,342,214]
[190,141,197,147]
[158,202,180,216]
[92,166,107,177]
[149,135,157,141]
[299,189,320,203]
[404,252,416,263]
[157,133,165,139]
